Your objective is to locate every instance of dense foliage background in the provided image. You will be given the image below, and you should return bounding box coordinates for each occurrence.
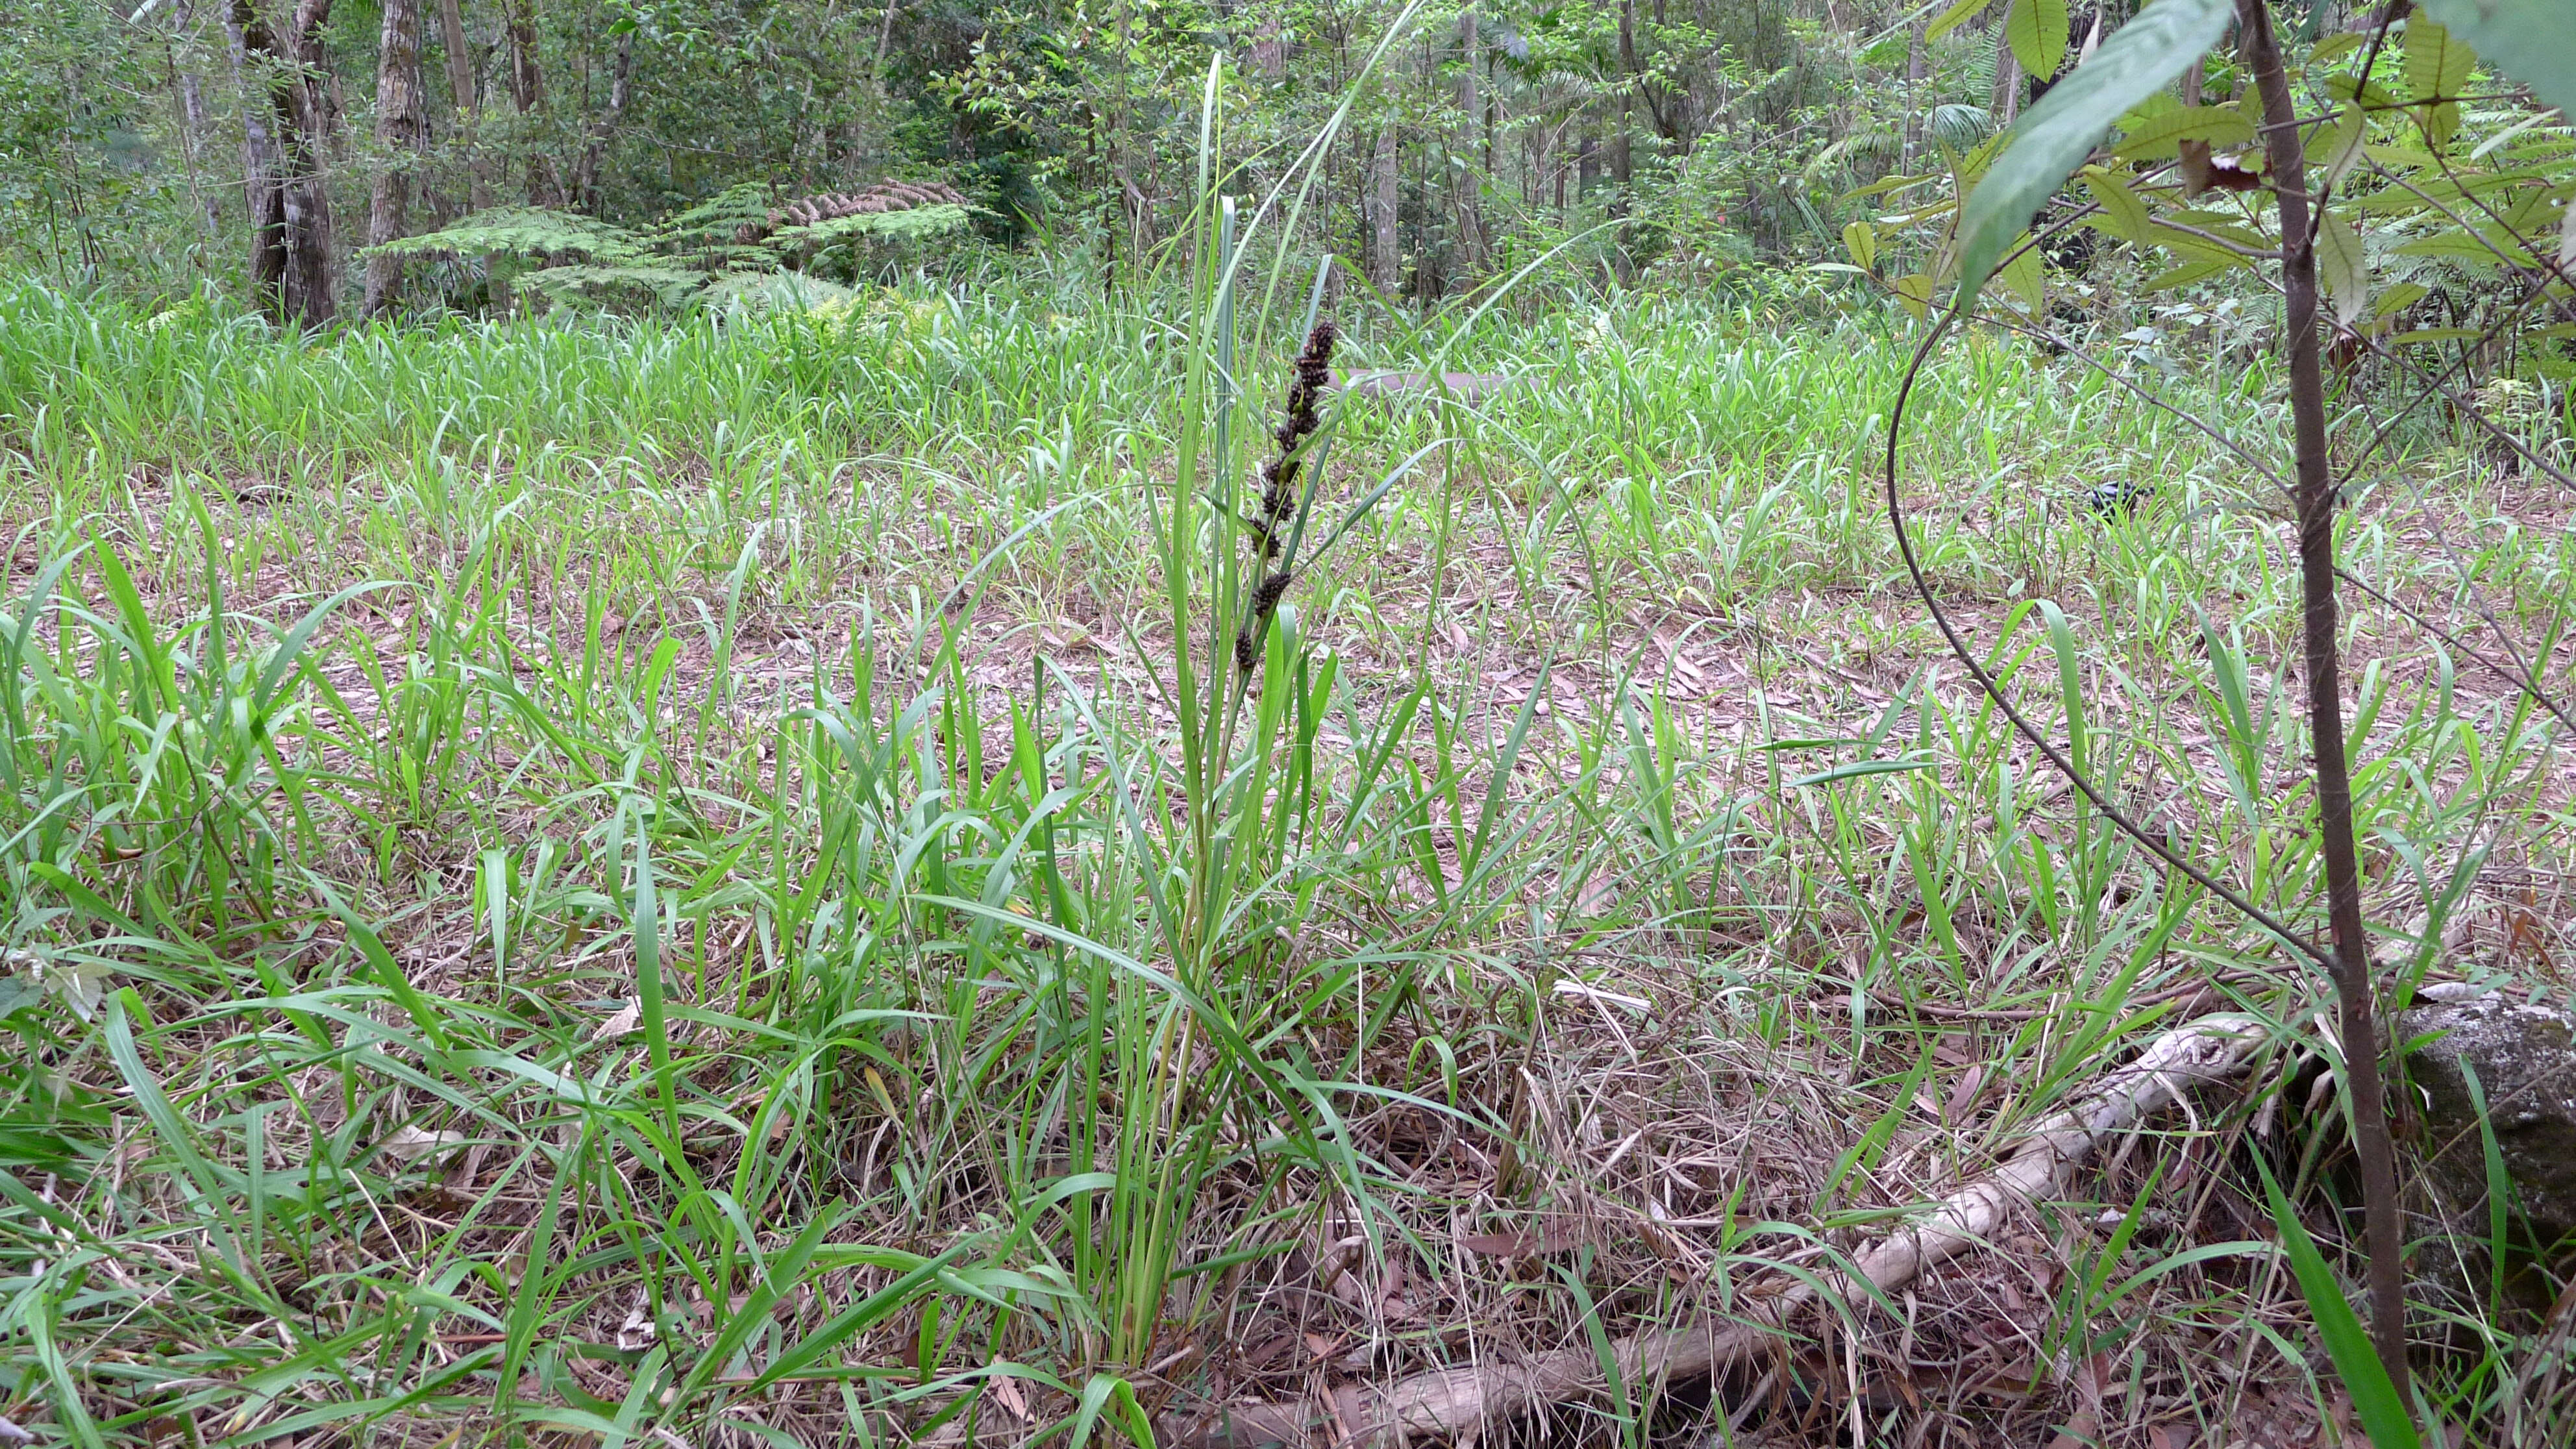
[0,0,2190,308]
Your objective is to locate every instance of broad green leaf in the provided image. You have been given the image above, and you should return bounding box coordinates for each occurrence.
[2308,103,2369,190]
[2307,31,2368,68]
[2007,0,2070,82]
[2081,166,2153,242]
[1893,271,1935,319]
[2316,207,2369,327]
[2418,0,2574,119]
[2000,244,2048,315]
[1926,0,1996,43]
[2404,14,2479,104]
[2425,99,2462,152]
[2394,229,2512,265]
[2561,192,2576,268]
[1843,219,1878,272]
[2150,221,2255,266]
[2372,280,2431,323]
[2325,72,2407,110]
[1956,0,2233,305]
[2112,103,2255,159]
[2251,1156,2421,1449]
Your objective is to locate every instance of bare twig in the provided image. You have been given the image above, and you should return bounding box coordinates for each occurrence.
[2334,564,2576,740]
[1167,1015,2272,1448]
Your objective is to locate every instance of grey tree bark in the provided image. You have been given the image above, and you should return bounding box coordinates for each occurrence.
[364,0,428,316]
[1370,121,1400,294]
[505,0,564,204]
[1988,29,2021,125]
[1903,21,1927,165]
[1455,8,1481,270]
[232,0,341,328]
[171,0,225,242]
[435,0,488,209]
[570,30,633,210]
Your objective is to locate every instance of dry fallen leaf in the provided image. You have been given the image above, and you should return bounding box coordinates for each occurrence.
[381,1125,469,1163]
[592,1000,641,1042]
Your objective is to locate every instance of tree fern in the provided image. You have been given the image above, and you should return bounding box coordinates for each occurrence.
[358,180,979,313]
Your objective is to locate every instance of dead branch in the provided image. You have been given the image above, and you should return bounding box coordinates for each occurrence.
[1167,1013,2270,1449]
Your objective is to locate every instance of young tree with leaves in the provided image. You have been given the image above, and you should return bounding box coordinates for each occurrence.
[1898,0,2575,1411]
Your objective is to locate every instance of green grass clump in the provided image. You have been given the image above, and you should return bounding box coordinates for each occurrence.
[1,247,2569,1447]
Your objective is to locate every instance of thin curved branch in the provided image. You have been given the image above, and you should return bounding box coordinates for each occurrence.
[1883,309,2336,974]
[2334,563,2576,739]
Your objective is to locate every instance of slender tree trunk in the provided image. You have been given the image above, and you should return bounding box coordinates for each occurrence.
[1251,8,1285,79]
[571,30,632,211]
[874,0,901,90]
[234,0,341,328]
[364,0,427,316]
[2238,0,2409,1394]
[1370,121,1400,294]
[1483,49,1497,177]
[224,4,285,299]
[505,0,564,204]
[1612,0,1638,195]
[171,0,224,242]
[1455,7,1480,270]
[1903,21,1927,165]
[436,0,488,208]
[1990,28,2021,125]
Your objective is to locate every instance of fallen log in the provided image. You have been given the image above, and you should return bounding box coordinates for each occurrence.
[1167,1012,2270,1448]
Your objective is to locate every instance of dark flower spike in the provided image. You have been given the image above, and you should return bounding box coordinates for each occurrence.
[1238,321,1337,670]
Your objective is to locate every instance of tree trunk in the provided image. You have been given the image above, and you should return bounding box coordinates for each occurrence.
[435,0,487,209]
[1612,0,1639,195]
[223,5,284,295]
[1251,9,1285,79]
[571,30,632,211]
[1990,30,2021,125]
[1370,121,1400,295]
[234,0,341,329]
[364,0,427,316]
[2238,0,2409,1394]
[1903,21,1927,165]
[505,0,564,204]
[171,0,224,242]
[1455,8,1481,271]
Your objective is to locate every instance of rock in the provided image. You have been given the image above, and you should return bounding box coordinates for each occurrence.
[2402,992,2576,1256]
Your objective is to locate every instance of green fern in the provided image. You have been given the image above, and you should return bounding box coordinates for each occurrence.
[362,206,648,267]
[697,270,863,312]
[651,182,784,254]
[362,180,976,313]
[771,202,974,253]
[519,264,712,310]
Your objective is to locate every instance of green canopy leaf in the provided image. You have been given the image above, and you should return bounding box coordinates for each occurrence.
[2418,0,2576,119]
[2316,207,2369,326]
[1955,0,2235,306]
[2403,14,2479,104]
[2007,0,2071,82]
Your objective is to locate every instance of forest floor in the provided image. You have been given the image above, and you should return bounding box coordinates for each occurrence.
[2,274,2572,1448]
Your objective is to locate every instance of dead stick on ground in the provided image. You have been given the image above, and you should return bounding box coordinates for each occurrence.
[1168,1013,2270,1448]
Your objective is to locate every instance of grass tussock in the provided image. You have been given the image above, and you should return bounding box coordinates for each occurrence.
[1,262,2572,1448]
